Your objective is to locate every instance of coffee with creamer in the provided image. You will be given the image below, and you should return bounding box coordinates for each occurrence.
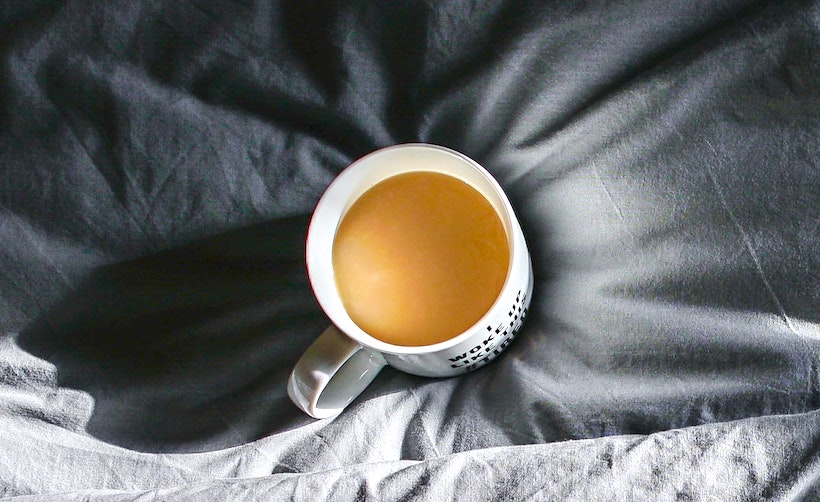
[332,171,509,346]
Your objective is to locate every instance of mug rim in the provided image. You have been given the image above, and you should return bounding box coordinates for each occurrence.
[306,143,522,355]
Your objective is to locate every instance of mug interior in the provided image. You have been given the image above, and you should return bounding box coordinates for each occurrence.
[306,144,517,355]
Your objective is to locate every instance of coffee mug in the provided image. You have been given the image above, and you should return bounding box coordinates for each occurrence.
[288,144,533,418]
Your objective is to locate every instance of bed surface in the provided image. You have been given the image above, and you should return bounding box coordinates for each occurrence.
[1,0,819,499]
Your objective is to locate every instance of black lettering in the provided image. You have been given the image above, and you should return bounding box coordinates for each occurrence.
[448,353,468,362]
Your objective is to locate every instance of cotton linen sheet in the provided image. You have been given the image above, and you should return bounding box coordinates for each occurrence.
[1,0,818,499]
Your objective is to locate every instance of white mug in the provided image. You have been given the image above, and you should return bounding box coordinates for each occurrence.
[288,144,533,419]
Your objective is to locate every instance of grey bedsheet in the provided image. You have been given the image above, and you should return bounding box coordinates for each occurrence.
[1,0,818,499]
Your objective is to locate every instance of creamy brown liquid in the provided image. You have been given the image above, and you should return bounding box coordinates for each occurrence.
[332,171,509,346]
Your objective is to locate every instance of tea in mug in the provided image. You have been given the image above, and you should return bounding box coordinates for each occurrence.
[332,171,509,346]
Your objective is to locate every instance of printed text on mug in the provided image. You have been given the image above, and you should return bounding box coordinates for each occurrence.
[448,290,528,372]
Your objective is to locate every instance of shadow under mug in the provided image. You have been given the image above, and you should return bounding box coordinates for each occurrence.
[288,144,533,419]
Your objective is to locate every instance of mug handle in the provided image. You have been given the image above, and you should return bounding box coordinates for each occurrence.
[288,325,387,419]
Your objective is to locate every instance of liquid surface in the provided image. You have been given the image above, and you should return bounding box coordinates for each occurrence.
[332,171,509,346]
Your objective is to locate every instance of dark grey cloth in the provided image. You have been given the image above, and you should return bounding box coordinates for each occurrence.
[1,0,818,499]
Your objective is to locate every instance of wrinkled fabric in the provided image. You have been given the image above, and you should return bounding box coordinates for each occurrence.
[1,0,818,499]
